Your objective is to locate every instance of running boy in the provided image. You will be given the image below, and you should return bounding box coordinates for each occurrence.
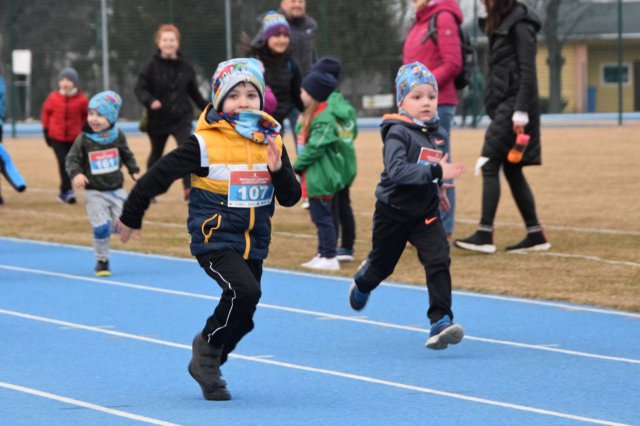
[116,58,301,400]
[348,62,466,350]
[65,91,140,277]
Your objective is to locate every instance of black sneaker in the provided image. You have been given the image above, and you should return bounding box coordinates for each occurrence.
[506,229,551,252]
[95,260,111,277]
[188,333,231,401]
[454,229,496,254]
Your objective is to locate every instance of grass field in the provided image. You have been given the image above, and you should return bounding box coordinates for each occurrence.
[1,123,638,311]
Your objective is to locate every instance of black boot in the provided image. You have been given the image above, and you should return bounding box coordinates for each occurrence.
[187,333,231,401]
[454,227,496,254]
[506,227,551,252]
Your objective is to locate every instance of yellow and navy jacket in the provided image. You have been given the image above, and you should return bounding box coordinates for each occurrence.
[120,105,301,260]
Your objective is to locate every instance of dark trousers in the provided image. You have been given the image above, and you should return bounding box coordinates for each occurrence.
[309,196,337,258]
[198,250,263,364]
[481,158,540,228]
[355,201,453,323]
[50,140,73,193]
[332,185,356,251]
[147,124,192,189]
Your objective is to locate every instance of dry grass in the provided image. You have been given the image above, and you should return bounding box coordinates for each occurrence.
[1,124,639,311]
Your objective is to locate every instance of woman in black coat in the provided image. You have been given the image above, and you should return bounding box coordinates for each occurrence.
[135,24,208,200]
[455,0,550,253]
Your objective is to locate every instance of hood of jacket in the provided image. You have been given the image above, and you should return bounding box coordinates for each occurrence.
[482,3,541,36]
[380,113,439,141]
[326,91,355,123]
[415,0,463,25]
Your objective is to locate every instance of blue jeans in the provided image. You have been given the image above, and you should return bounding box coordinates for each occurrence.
[438,105,456,235]
[309,197,337,258]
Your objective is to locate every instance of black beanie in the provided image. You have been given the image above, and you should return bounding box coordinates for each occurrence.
[312,55,341,80]
[302,71,337,102]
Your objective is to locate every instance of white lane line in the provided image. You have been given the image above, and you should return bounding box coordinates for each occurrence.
[455,218,640,237]
[2,236,639,318]
[510,251,640,268]
[1,264,639,365]
[0,308,630,426]
[0,381,181,426]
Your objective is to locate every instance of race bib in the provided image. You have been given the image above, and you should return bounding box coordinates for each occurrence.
[417,147,442,165]
[89,148,119,175]
[228,170,274,208]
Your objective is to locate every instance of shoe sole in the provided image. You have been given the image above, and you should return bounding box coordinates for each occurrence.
[506,243,551,252]
[336,255,354,262]
[454,240,496,254]
[188,362,231,401]
[95,271,112,277]
[425,324,464,350]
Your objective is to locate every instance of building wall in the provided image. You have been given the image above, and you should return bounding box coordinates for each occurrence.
[534,41,640,113]
[587,43,640,112]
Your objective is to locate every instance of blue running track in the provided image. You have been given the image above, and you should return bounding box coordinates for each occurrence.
[1,237,638,426]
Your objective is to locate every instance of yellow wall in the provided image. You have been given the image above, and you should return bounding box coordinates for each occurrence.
[536,41,640,113]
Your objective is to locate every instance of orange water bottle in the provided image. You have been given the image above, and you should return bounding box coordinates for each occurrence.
[507,127,530,164]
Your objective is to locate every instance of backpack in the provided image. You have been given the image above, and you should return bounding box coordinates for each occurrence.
[421,11,477,90]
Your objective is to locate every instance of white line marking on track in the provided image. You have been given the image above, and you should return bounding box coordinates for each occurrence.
[2,237,639,318]
[0,381,181,426]
[511,251,640,268]
[0,309,630,426]
[2,264,639,364]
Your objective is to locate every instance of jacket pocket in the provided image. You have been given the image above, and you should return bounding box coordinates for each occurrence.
[201,213,222,244]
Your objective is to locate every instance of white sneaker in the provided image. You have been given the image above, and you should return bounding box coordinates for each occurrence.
[301,256,340,271]
[301,255,321,268]
[301,197,309,209]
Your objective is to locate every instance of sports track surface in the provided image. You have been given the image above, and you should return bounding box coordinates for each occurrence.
[1,237,638,426]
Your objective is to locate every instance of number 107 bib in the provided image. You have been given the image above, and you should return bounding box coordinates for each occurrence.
[228,170,274,208]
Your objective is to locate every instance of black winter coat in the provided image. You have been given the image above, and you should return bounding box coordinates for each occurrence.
[481,3,542,165]
[252,45,304,126]
[134,51,208,135]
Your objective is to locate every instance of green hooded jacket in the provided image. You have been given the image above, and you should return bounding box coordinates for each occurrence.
[294,92,357,197]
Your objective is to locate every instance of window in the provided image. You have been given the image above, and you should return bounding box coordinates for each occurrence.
[601,63,631,86]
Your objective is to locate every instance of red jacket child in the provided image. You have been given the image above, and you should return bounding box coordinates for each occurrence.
[41,89,89,143]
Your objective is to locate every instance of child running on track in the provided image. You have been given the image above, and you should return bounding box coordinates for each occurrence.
[65,91,140,277]
[116,58,301,400]
[348,62,466,350]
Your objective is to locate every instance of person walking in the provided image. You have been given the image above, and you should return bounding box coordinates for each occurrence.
[135,24,208,201]
[403,0,464,241]
[41,67,89,204]
[454,0,550,253]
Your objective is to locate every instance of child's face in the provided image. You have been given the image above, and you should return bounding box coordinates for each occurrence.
[58,78,75,93]
[157,30,179,57]
[267,33,290,54]
[300,88,313,108]
[221,82,261,115]
[88,110,111,133]
[400,83,438,122]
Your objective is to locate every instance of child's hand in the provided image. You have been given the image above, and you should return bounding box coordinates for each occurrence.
[150,100,162,110]
[115,219,140,243]
[72,173,89,189]
[131,172,141,181]
[267,140,282,172]
[439,183,455,212]
[439,154,465,180]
